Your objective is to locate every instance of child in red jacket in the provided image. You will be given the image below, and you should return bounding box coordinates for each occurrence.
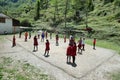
[93,38,96,50]
[66,44,72,63]
[25,32,28,42]
[44,39,50,56]
[33,35,38,52]
[72,42,77,63]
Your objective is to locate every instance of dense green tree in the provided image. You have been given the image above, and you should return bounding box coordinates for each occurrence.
[35,0,40,20]
[103,0,114,4]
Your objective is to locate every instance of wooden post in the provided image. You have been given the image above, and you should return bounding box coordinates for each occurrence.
[13,26,16,36]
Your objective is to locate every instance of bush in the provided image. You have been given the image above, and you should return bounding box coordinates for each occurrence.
[20,19,32,27]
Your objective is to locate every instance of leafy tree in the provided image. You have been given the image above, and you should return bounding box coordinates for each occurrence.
[103,0,114,4]
[35,0,40,20]
[114,0,120,7]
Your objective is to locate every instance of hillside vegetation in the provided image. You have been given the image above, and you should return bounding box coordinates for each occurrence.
[0,0,120,45]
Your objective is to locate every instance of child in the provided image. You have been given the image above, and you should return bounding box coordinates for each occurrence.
[50,32,52,39]
[38,31,40,39]
[66,44,72,63]
[44,39,50,56]
[64,34,66,43]
[25,32,28,42]
[93,38,96,50]
[33,35,38,51]
[56,33,59,46]
[82,38,85,51]
[12,35,16,47]
[72,42,77,63]
[69,36,74,46]
[19,31,22,38]
[78,37,82,54]
[29,31,31,39]
[41,31,45,42]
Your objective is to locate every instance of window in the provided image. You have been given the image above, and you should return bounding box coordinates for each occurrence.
[0,18,5,23]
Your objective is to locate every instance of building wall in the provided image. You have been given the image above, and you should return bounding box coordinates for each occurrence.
[0,18,13,34]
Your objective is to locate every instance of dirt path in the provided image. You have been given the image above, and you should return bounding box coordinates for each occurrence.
[0,34,120,80]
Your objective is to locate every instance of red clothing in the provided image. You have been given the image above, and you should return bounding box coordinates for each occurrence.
[71,45,77,56]
[66,46,72,56]
[56,35,59,41]
[25,32,28,40]
[45,42,50,50]
[34,37,38,46]
[93,39,96,45]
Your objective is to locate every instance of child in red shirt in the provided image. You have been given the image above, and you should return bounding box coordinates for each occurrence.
[33,35,38,51]
[44,39,50,56]
[93,38,96,50]
[25,32,28,42]
[72,42,77,63]
[66,44,72,63]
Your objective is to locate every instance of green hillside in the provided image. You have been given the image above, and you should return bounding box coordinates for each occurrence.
[0,0,120,45]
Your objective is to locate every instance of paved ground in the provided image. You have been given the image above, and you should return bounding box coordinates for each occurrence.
[0,34,120,80]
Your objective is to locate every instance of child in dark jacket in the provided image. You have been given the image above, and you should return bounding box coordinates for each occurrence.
[12,35,16,47]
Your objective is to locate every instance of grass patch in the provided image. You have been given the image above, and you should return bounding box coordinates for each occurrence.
[86,38,120,54]
[0,57,54,80]
[111,71,120,80]
[0,35,5,42]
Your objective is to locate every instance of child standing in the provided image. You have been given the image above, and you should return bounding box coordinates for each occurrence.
[44,39,50,56]
[72,42,77,63]
[82,38,85,51]
[33,35,38,51]
[12,35,16,47]
[41,31,45,42]
[64,34,66,43]
[25,32,28,42]
[69,36,74,46]
[19,31,22,38]
[93,38,96,50]
[29,31,31,39]
[78,37,82,54]
[56,33,59,46]
[66,44,72,63]
[50,32,52,39]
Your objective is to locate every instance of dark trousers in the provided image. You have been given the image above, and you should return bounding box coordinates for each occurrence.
[93,44,96,49]
[72,56,75,63]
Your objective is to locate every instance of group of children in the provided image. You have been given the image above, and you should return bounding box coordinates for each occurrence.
[12,31,96,64]
[66,36,96,64]
[33,31,50,57]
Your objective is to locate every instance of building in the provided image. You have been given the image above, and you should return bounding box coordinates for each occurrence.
[0,13,20,34]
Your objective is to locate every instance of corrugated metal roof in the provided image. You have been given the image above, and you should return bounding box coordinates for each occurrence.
[0,13,10,18]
